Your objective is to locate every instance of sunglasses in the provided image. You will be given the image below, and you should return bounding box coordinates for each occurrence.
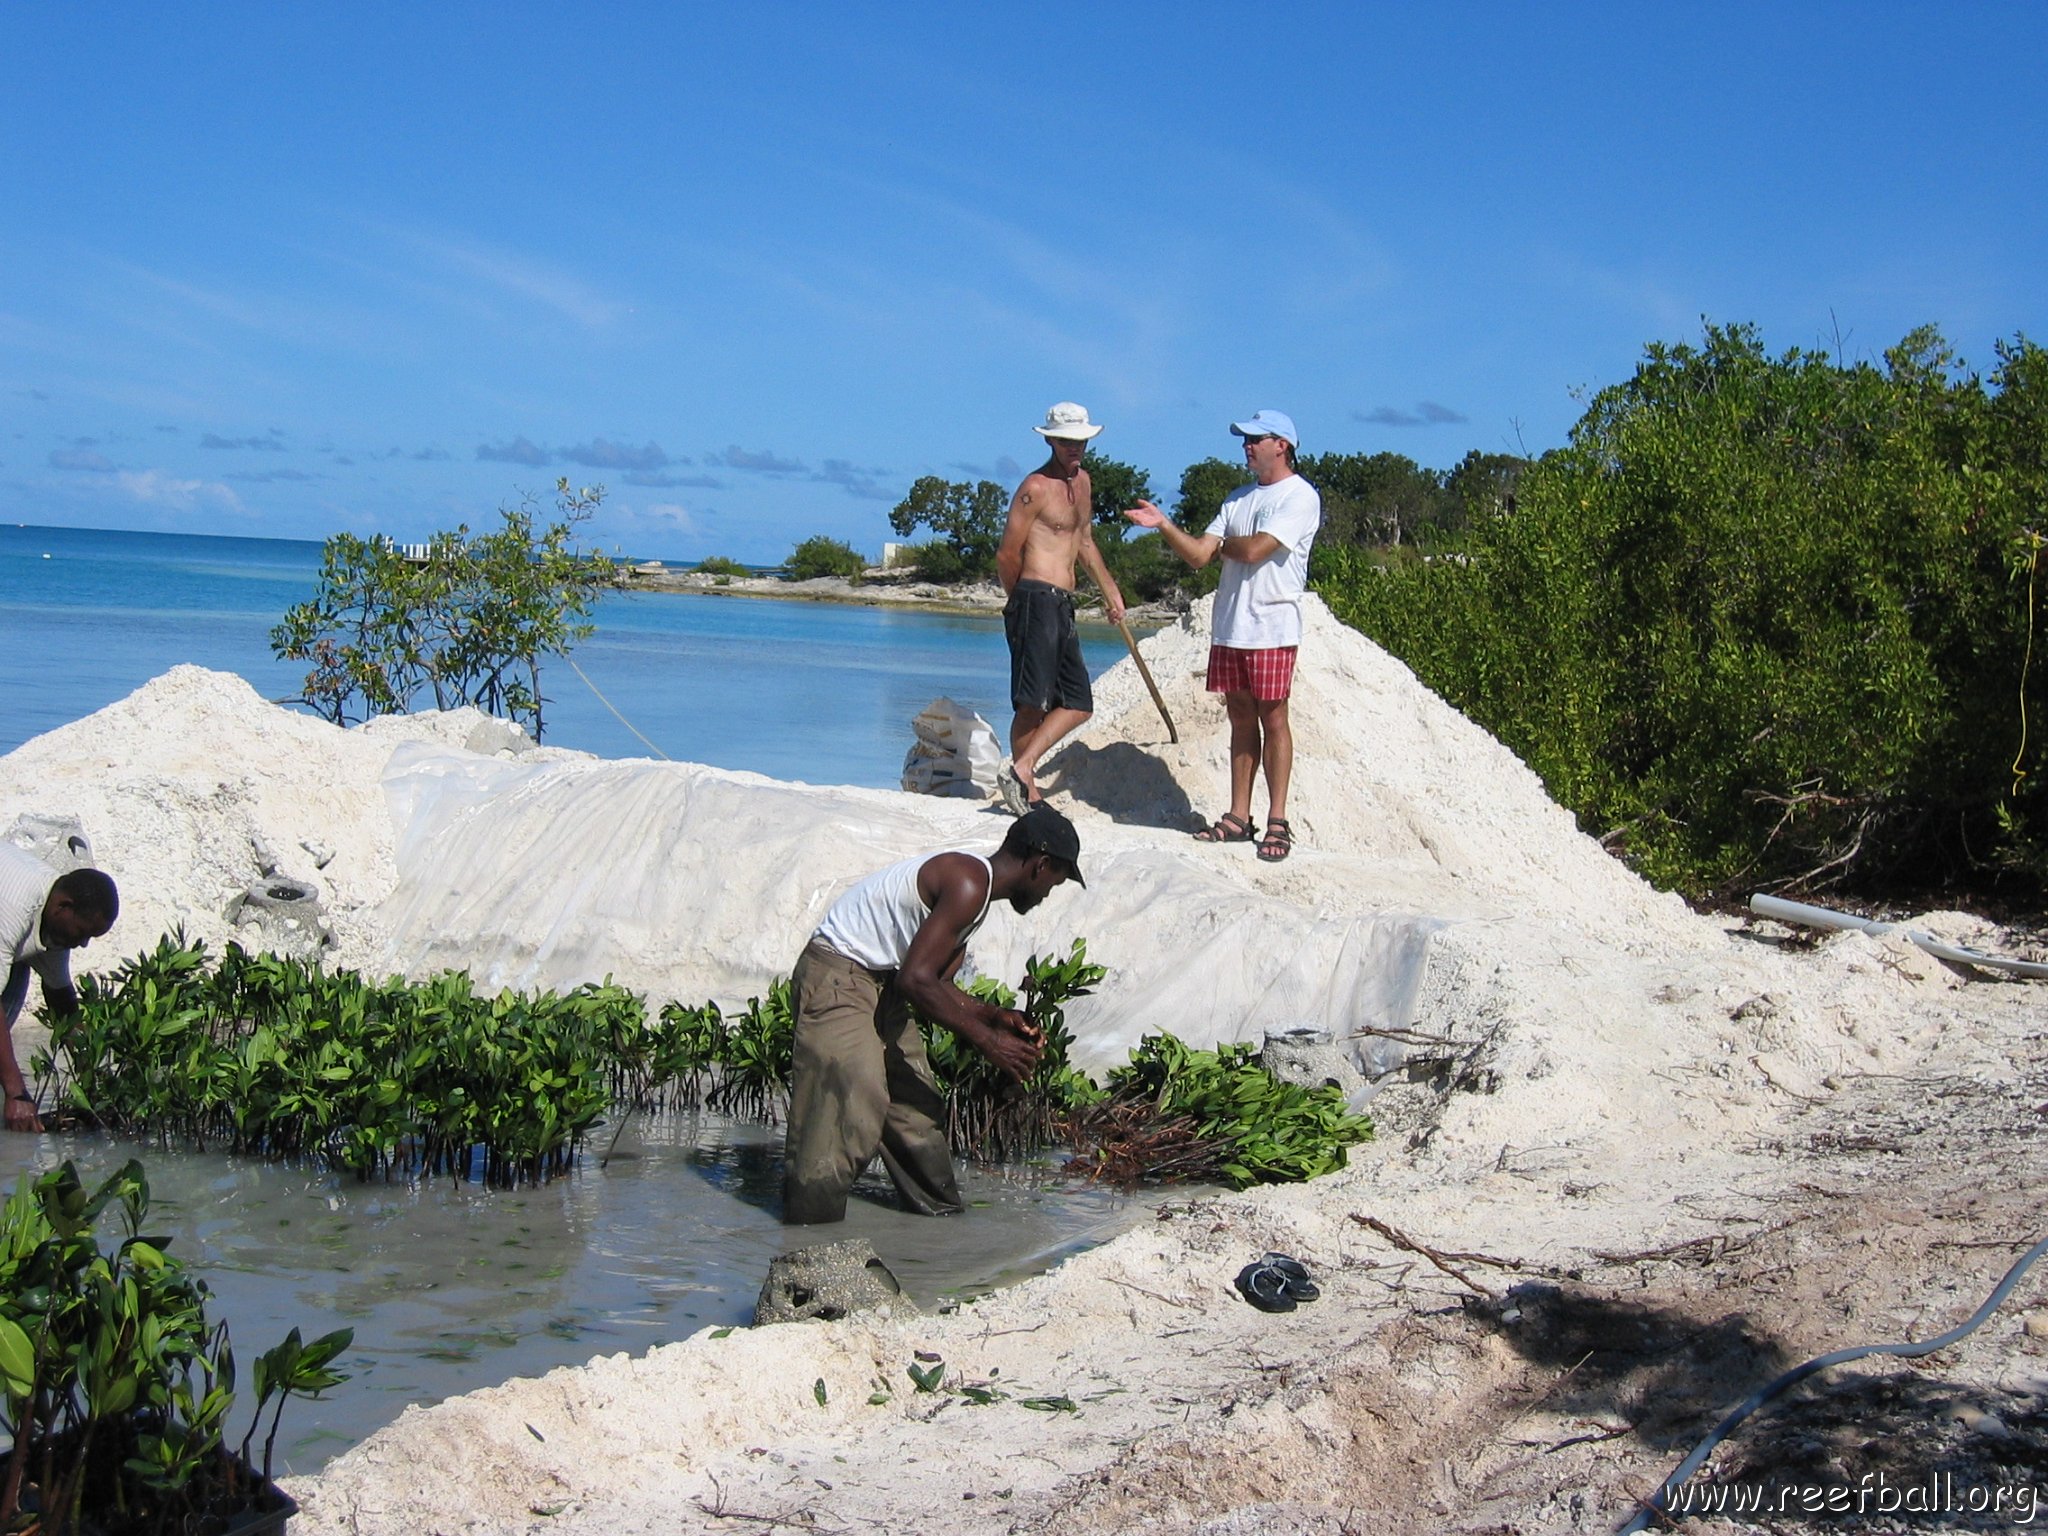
[1240,434,1275,446]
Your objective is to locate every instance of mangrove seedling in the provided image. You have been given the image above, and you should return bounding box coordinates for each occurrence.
[0,1159,353,1536]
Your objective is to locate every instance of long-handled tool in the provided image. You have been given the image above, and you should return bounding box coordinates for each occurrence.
[1117,618,1177,743]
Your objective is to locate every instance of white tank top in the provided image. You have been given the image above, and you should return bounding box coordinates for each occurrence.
[812,852,994,972]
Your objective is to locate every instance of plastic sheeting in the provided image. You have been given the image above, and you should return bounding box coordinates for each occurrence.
[374,744,1443,1081]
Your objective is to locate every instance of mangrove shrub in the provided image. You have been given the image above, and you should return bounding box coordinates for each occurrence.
[782,535,867,581]
[0,1160,350,1535]
[44,938,640,1187]
[271,479,615,739]
[1318,324,2048,896]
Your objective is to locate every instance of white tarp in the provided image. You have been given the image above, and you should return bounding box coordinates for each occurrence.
[374,743,1440,1076]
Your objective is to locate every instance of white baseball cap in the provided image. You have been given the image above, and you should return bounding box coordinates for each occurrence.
[1231,409,1298,447]
[1034,402,1104,441]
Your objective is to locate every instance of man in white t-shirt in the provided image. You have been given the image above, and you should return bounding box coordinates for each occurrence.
[1124,410,1321,862]
[0,843,119,1132]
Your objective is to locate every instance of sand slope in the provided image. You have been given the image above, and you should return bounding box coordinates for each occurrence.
[3,600,2042,1533]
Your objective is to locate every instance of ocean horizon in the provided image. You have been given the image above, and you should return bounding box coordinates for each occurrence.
[0,522,1112,787]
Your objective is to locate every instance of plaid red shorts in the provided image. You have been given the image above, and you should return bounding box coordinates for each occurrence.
[1206,644,1298,700]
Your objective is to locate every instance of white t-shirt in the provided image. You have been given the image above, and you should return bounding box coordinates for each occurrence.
[0,843,71,1012]
[1211,474,1322,648]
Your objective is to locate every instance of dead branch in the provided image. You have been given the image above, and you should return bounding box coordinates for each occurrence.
[1589,1216,1801,1267]
[1350,1214,1524,1298]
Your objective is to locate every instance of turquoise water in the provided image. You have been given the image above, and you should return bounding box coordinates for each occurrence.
[0,523,1162,1470]
[0,524,1126,781]
[0,1120,1149,1475]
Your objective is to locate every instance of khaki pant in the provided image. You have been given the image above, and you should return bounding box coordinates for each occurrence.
[782,939,962,1224]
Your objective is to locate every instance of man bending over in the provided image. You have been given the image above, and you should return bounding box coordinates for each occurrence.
[994,402,1127,813]
[0,843,118,1132]
[782,805,1086,1224]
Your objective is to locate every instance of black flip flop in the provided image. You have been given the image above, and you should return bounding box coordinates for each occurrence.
[1260,1251,1320,1303]
[1234,1261,1297,1313]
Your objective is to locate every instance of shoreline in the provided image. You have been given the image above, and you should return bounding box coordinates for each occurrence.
[616,566,1184,628]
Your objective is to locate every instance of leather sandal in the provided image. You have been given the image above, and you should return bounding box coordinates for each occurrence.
[1194,811,1254,844]
[1257,818,1294,862]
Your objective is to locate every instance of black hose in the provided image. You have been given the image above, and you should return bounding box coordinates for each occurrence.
[1618,1231,2048,1534]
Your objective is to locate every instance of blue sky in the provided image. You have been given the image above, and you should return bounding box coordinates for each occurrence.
[4,4,2043,563]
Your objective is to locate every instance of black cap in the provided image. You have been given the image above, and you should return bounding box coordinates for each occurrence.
[1015,804,1085,886]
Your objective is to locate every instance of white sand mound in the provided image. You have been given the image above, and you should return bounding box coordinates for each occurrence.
[1056,597,1696,941]
[0,664,579,965]
[2,606,2036,1535]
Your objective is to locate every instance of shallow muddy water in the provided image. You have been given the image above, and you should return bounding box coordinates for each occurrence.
[0,1113,1160,1475]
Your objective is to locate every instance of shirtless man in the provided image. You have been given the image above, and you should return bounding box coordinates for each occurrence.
[993,402,1127,813]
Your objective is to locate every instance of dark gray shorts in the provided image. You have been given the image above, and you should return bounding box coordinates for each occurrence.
[1004,579,1092,714]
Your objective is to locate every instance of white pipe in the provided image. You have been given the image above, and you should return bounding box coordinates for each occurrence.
[1749,893,2048,980]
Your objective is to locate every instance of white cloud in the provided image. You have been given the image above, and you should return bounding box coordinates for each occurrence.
[393,228,623,329]
[115,470,246,514]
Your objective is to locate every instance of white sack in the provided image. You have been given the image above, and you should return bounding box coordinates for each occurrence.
[901,697,1000,798]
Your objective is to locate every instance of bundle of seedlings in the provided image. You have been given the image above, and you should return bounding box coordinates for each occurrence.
[1059,1099,1221,1186]
[925,940,1107,1161]
[0,1159,349,1536]
[1063,1034,1374,1190]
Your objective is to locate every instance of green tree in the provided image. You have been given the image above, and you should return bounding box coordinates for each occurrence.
[1176,457,1254,533]
[783,535,867,581]
[1442,449,1529,533]
[271,480,615,739]
[1298,451,1456,548]
[888,477,1008,574]
[1317,322,2048,895]
[1081,449,1154,530]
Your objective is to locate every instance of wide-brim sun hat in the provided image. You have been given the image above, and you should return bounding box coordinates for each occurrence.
[1231,409,1298,447]
[1034,401,1104,441]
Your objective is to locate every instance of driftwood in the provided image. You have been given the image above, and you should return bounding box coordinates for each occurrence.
[1350,1213,1538,1298]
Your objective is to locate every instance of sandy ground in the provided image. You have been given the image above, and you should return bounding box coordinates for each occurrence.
[2,597,2044,1534]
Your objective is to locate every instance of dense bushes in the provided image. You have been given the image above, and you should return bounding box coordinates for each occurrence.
[782,536,867,581]
[903,538,981,584]
[1317,324,2048,896]
[44,938,638,1186]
